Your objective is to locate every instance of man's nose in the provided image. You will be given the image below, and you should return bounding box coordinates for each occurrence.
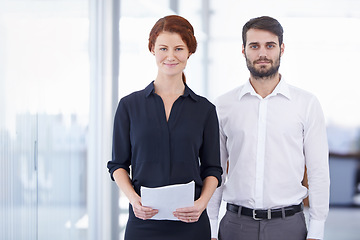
[258,47,267,57]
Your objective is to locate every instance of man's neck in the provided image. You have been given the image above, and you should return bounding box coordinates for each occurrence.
[249,73,281,98]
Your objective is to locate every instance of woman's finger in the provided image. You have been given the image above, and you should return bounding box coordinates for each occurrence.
[134,206,158,220]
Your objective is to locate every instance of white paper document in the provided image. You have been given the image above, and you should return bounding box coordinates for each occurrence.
[141,181,195,221]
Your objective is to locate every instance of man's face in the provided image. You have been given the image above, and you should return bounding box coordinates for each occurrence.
[242,29,284,79]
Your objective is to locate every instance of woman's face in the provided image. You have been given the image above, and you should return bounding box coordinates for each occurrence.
[151,31,190,78]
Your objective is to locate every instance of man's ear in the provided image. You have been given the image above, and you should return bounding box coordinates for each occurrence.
[242,44,245,57]
[280,43,285,57]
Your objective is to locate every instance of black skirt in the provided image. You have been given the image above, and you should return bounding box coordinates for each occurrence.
[124,205,211,240]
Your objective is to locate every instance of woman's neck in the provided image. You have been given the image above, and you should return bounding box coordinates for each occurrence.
[154,74,185,96]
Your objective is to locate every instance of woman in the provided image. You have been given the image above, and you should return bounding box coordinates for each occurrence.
[107,15,222,240]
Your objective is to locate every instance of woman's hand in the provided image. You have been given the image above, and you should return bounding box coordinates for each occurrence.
[173,199,206,223]
[173,176,219,223]
[113,169,158,220]
[130,195,159,220]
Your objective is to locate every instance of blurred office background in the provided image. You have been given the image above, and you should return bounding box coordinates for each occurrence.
[1,0,360,239]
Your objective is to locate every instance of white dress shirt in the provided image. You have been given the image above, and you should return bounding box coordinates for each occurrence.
[208,79,330,239]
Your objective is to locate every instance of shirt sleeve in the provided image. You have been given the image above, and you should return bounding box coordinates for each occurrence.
[207,105,229,239]
[199,105,223,186]
[303,96,330,240]
[107,99,131,181]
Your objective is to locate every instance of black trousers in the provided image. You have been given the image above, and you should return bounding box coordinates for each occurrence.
[124,205,211,240]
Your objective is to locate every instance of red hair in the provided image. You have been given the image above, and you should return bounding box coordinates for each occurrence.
[148,15,197,83]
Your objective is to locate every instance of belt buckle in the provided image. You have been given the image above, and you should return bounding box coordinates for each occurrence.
[252,209,272,220]
[252,209,261,220]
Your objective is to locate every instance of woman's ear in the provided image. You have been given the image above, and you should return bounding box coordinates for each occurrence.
[150,46,155,55]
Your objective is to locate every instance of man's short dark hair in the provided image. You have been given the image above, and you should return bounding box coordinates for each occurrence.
[242,16,284,46]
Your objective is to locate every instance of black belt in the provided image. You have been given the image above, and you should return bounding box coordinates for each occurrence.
[226,203,303,220]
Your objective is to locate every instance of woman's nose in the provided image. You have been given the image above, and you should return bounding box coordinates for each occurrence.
[166,51,175,61]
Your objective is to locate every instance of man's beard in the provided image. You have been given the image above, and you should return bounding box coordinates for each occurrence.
[246,55,281,79]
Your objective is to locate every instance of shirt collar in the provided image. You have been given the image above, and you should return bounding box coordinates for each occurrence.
[271,78,291,100]
[238,77,291,100]
[145,81,199,102]
[144,81,155,97]
[238,80,257,100]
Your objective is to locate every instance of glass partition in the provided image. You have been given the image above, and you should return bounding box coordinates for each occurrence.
[0,1,89,239]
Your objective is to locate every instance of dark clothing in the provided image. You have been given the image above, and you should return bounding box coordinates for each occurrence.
[126,204,211,240]
[107,82,222,239]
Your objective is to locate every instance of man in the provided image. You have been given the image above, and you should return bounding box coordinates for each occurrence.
[208,16,330,240]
